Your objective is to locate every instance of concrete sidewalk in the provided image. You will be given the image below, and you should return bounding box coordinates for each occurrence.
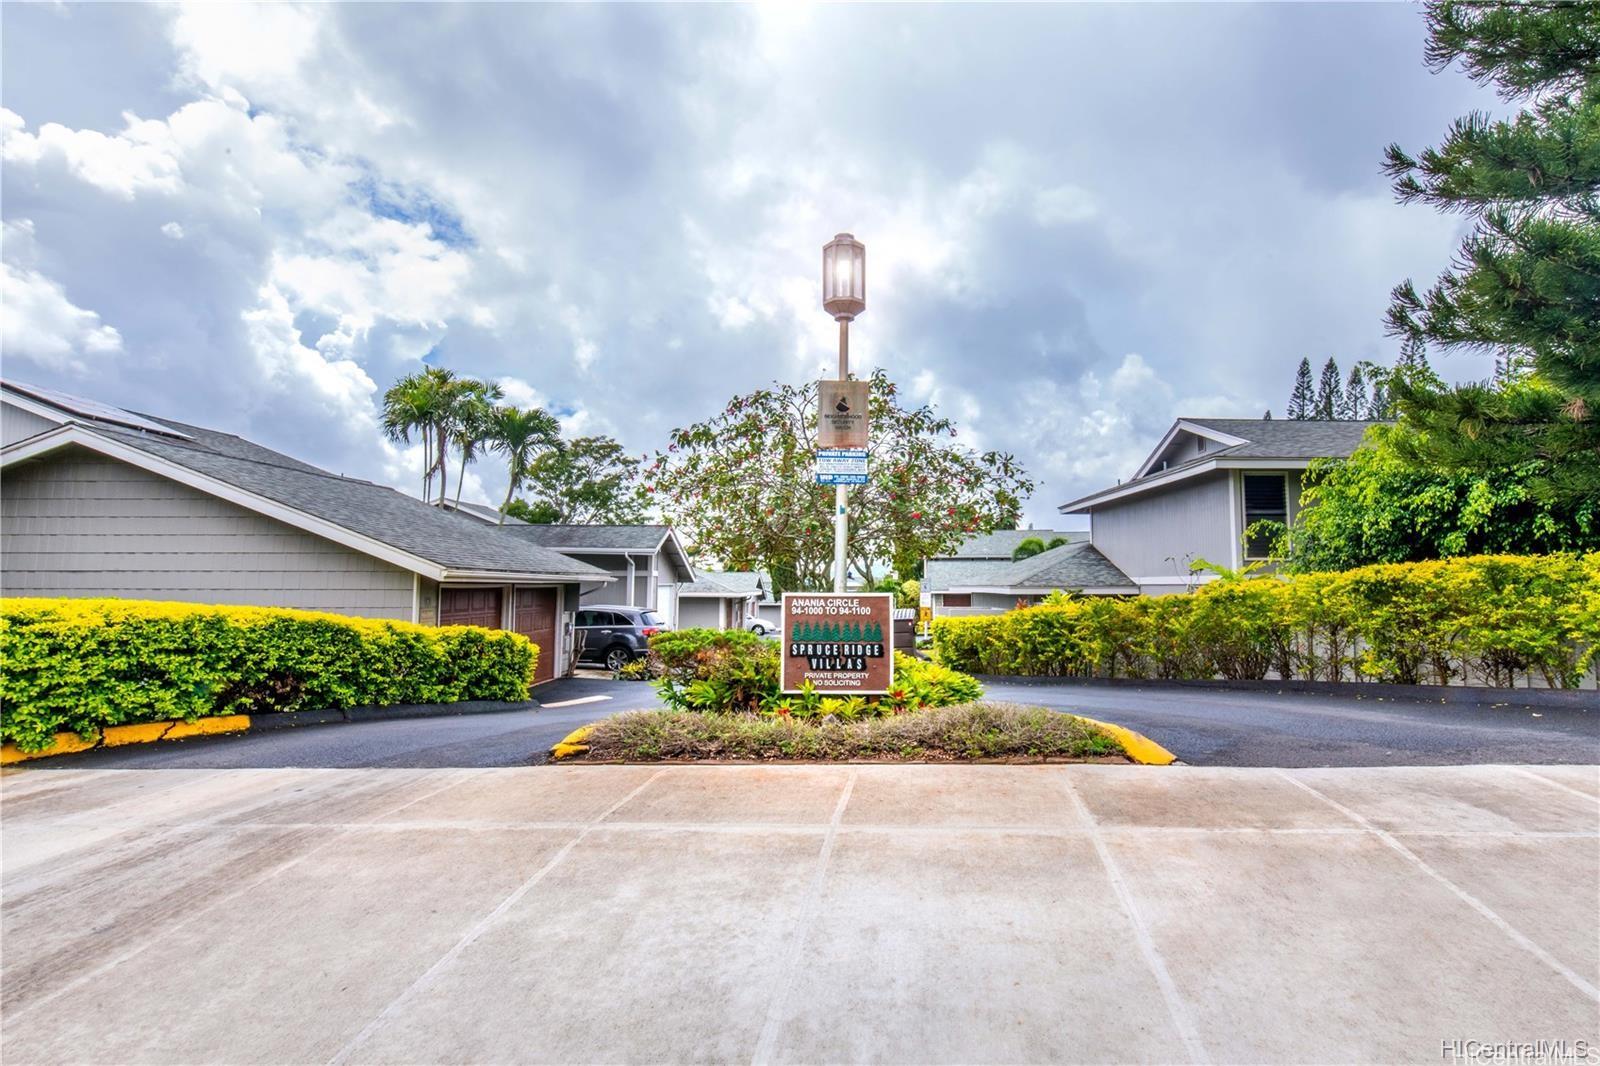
[2,764,1596,1064]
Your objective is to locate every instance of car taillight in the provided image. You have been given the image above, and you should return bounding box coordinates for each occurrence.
[641,627,659,637]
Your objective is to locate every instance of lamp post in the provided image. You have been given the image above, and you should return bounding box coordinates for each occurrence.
[822,232,865,593]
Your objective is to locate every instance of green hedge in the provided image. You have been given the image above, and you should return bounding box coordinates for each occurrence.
[646,627,982,715]
[933,554,1600,689]
[0,598,538,751]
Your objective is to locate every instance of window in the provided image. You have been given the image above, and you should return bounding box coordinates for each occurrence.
[1197,438,1207,453]
[640,611,665,627]
[941,593,972,608]
[575,611,598,627]
[1242,474,1288,559]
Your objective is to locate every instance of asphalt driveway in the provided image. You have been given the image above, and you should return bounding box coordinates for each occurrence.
[2,763,1596,1063]
[981,678,1599,767]
[28,677,1597,770]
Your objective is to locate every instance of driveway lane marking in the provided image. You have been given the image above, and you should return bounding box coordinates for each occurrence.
[326,768,669,1066]
[539,695,613,709]
[2,770,479,1025]
[1275,769,1600,1004]
[1503,765,1600,804]
[1059,773,1211,1066]
[750,769,858,1066]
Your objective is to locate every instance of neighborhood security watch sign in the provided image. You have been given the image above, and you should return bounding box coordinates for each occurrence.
[817,379,869,449]
[781,592,894,694]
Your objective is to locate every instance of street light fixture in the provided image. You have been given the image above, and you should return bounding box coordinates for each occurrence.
[821,233,865,593]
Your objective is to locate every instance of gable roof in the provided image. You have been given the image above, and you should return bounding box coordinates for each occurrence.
[678,570,768,598]
[1,381,608,583]
[1060,416,1384,514]
[924,541,1135,594]
[943,528,1088,559]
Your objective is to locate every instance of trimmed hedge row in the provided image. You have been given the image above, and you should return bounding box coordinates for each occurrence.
[0,598,538,751]
[933,554,1600,689]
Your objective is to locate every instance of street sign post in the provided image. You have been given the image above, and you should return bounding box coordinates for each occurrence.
[781,592,894,694]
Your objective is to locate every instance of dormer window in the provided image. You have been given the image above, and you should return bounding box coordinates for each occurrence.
[1197,438,1207,453]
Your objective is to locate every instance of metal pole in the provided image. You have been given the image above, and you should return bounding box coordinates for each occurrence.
[833,318,849,593]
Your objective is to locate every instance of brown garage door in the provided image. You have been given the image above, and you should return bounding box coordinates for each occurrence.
[513,587,559,684]
[439,587,503,629]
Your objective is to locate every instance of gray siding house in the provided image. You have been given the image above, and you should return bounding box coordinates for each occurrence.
[0,381,612,682]
[923,538,1136,619]
[445,503,693,619]
[674,571,771,631]
[1060,417,1381,594]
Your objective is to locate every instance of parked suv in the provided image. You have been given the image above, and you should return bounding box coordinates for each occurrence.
[574,605,668,671]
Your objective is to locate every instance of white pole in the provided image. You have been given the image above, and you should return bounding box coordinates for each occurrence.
[833,318,849,593]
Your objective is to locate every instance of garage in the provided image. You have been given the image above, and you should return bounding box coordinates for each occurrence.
[438,587,503,628]
[513,587,559,684]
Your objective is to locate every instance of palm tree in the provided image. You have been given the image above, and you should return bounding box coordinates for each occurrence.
[486,405,562,523]
[447,379,504,508]
[382,372,448,500]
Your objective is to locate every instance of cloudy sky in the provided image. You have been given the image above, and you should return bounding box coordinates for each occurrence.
[1,3,1495,528]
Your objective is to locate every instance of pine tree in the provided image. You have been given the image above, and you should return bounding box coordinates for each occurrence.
[1315,358,1343,420]
[1341,365,1367,419]
[1383,0,1600,508]
[1366,380,1392,419]
[1287,358,1315,419]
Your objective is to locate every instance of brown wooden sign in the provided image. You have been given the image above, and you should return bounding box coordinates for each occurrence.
[781,592,894,694]
[817,379,869,449]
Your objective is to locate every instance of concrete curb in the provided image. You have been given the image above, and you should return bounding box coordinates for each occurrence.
[1065,714,1178,765]
[974,673,1597,710]
[550,725,596,761]
[547,716,1175,765]
[1,699,543,764]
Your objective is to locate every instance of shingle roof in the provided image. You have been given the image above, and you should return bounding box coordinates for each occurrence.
[945,529,1088,559]
[679,571,766,597]
[1182,418,1380,462]
[500,524,673,552]
[924,541,1134,592]
[5,383,607,580]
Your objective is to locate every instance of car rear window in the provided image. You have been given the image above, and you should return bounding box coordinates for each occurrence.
[640,611,665,627]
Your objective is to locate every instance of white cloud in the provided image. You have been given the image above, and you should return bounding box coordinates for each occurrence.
[0,246,124,372]
[161,221,184,239]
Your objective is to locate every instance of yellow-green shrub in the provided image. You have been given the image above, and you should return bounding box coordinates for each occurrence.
[932,554,1599,689]
[0,597,538,751]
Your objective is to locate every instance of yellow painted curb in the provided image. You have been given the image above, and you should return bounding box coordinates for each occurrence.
[1,732,101,764]
[166,716,250,740]
[103,722,176,747]
[550,724,595,761]
[1069,714,1177,765]
[2,715,253,763]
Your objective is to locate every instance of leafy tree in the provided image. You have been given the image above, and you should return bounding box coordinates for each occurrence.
[446,378,504,509]
[1272,423,1600,572]
[504,435,649,525]
[1315,358,1343,420]
[381,366,462,503]
[1382,0,1600,509]
[486,406,562,523]
[1011,536,1047,561]
[649,369,1033,591]
[1287,357,1316,419]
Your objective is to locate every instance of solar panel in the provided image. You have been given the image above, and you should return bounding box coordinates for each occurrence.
[3,380,193,440]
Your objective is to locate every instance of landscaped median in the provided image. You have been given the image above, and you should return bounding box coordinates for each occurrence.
[0,597,538,760]
[552,627,1170,764]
